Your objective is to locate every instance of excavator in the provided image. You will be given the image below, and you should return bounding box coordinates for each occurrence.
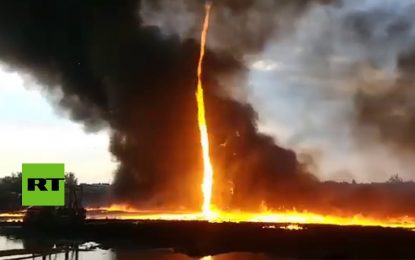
[23,183,86,227]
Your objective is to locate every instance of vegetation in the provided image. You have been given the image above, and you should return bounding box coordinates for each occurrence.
[1,172,414,212]
[0,172,22,211]
[0,172,111,212]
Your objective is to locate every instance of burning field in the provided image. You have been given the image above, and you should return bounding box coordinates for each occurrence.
[86,204,415,229]
[2,1,415,255]
[83,0,415,230]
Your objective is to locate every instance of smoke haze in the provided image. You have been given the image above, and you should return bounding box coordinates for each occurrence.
[0,0,415,216]
[247,0,415,182]
[0,0,316,210]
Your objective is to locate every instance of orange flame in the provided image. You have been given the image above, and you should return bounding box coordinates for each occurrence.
[196,1,215,219]
[86,204,415,229]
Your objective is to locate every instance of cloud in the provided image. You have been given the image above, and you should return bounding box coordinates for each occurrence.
[246,0,415,182]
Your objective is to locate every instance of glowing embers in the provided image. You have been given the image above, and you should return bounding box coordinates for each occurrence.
[86,205,415,229]
[0,211,25,222]
[262,224,304,230]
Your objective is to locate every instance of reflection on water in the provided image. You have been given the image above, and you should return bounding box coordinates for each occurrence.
[0,235,113,260]
[0,235,23,251]
[199,254,270,260]
[0,235,272,260]
[2,248,115,260]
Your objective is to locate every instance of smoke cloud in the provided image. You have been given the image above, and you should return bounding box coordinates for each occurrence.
[1,0,415,216]
[0,0,317,210]
[140,0,333,58]
[247,0,415,182]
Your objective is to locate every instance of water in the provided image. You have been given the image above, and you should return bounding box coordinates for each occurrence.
[0,235,22,250]
[0,235,272,260]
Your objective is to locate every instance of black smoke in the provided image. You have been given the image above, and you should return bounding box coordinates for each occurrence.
[355,52,415,153]
[2,0,415,218]
[0,0,319,210]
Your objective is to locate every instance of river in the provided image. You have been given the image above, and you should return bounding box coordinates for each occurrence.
[0,234,272,260]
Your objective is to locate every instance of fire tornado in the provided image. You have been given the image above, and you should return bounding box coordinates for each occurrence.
[2,0,415,232]
[196,2,215,219]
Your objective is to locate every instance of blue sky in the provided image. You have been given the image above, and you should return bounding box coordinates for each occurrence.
[0,65,115,183]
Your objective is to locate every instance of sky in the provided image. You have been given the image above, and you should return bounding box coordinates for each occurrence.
[1,0,413,185]
[244,0,415,183]
[0,65,116,183]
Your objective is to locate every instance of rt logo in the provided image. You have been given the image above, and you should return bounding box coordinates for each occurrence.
[22,163,65,206]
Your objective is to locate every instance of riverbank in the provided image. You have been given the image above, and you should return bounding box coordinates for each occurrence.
[1,219,415,258]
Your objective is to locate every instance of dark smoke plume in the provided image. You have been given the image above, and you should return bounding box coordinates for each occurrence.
[356,53,415,153]
[0,0,317,210]
[140,0,334,57]
[2,0,414,218]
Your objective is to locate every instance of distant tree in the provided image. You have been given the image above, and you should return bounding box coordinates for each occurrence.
[65,172,78,186]
[387,174,404,183]
[352,179,357,185]
[0,172,22,210]
[0,172,22,193]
